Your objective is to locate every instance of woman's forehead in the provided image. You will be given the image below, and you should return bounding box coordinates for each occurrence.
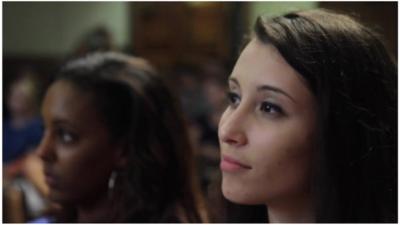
[43,81,98,122]
[230,39,312,102]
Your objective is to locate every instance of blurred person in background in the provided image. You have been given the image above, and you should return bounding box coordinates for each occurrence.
[195,60,229,194]
[36,52,209,222]
[171,63,216,193]
[3,69,48,222]
[4,69,43,165]
[218,9,396,222]
[174,63,209,123]
[200,59,229,148]
[73,26,115,57]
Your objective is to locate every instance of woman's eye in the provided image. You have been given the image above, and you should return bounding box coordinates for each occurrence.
[56,128,76,144]
[227,92,240,107]
[260,102,284,116]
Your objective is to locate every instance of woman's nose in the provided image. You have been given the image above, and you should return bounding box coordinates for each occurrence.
[36,132,56,162]
[218,110,248,147]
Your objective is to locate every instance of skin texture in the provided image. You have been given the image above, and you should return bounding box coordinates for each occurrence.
[37,80,125,220]
[219,39,318,222]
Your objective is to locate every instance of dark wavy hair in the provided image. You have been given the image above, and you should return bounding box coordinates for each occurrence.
[225,9,396,223]
[54,52,208,222]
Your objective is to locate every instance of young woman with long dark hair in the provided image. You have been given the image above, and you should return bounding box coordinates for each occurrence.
[37,52,208,222]
[218,9,396,223]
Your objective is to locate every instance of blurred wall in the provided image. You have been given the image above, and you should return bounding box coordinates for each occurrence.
[4,2,130,57]
[4,2,318,58]
[3,2,396,59]
[248,2,317,26]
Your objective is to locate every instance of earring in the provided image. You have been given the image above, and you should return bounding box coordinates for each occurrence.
[108,170,118,199]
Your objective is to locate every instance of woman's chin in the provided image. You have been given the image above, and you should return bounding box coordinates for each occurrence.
[222,180,264,205]
[48,190,76,205]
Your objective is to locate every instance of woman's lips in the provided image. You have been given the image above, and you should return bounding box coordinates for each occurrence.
[43,168,58,188]
[44,174,57,187]
[220,155,252,172]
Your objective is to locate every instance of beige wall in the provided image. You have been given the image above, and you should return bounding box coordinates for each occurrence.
[4,2,130,57]
[248,1,317,27]
[3,2,317,57]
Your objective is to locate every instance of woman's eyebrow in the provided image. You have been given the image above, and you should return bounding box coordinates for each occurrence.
[257,85,296,103]
[229,77,296,103]
[228,77,240,87]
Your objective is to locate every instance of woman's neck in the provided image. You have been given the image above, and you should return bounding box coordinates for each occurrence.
[266,191,315,223]
[77,193,119,223]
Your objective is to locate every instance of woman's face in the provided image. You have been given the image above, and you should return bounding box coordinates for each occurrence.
[37,80,124,204]
[218,39,318,205]
[7,79,35,115]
